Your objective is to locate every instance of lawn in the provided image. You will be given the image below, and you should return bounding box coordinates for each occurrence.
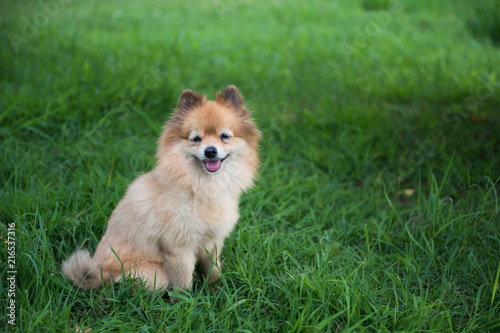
[1,0,499,331]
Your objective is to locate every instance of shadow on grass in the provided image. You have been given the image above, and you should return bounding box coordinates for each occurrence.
[464,0,500,46]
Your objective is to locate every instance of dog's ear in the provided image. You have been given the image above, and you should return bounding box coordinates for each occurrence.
[216,85,245,111]
[177,89,204,112]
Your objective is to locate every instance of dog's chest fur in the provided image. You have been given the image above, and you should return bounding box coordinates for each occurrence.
[125,172,239,251]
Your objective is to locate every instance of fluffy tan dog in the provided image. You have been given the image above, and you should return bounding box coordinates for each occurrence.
[62,86,260,291]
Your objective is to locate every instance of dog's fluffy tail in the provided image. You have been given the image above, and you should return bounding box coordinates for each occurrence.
[62,249,101,290]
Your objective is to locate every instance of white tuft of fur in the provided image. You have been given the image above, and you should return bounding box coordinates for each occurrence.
[62,249,101,290]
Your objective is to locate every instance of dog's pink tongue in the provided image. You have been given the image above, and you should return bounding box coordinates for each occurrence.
[205,160,221,172]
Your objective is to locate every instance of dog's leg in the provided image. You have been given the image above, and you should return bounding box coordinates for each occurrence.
[136,262,169,291]
[200,240,224,283]
[163,250,196,290]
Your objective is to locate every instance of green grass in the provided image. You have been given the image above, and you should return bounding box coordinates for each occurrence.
[1,0,499,331]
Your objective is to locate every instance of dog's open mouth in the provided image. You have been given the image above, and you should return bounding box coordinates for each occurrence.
[204,155,229,173]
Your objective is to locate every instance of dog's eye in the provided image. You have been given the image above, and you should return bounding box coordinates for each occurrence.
[191,136,201,143]
[220,133,230,141]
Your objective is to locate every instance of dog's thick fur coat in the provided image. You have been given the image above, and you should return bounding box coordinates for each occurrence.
[62,86,260,291]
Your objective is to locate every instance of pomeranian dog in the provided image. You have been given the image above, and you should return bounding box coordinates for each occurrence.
[62,86,260,291]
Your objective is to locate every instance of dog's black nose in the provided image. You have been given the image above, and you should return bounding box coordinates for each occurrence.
[204,146,218,158]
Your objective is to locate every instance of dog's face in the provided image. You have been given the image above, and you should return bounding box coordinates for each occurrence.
[187,123,233,174]
[158,86,260,185]
[183,103,247,174]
